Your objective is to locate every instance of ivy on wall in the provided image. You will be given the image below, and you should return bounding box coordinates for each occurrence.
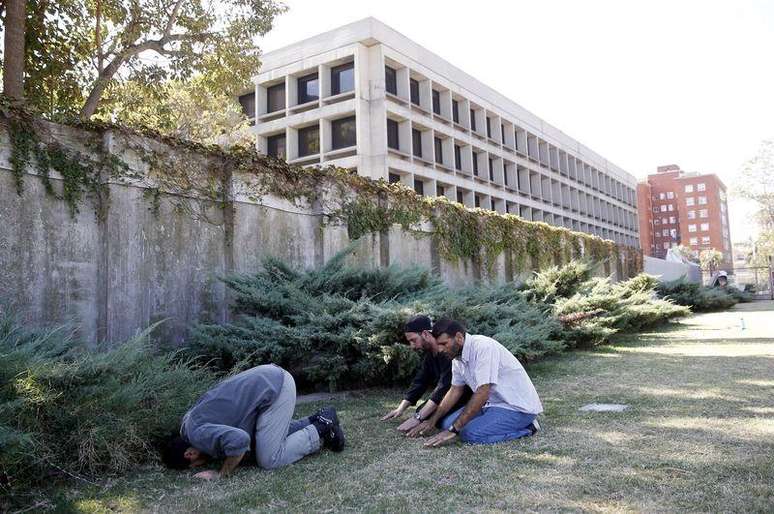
[2,105,642,278]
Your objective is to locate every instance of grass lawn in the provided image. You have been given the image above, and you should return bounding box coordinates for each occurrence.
[36,302,774,513]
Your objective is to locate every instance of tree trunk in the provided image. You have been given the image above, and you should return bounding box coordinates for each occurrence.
[2,0,26,103]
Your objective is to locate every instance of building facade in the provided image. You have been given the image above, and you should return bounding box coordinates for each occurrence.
[241,18,640,247]
[637,164,732,267]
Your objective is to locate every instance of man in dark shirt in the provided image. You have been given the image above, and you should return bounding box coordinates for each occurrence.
[381,315,472,434]
[162,364,344,479]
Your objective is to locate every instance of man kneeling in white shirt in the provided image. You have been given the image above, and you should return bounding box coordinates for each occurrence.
[416,319,543,447]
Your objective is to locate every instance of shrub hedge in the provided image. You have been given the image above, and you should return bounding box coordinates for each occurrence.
[655,277,752,311]
[188,253,689,391]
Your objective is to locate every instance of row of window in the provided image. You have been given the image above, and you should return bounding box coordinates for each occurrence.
[653,222,712,236]
[653,209,712,225]
[684,183,707,193]
[654,183,707,200]
[253,61,356,116]
[386,167,637,232]
[687,223,711,232]
[386,118,636,221]
[383,64,636,208]
[653,196,710,212]
[388,169,634,242]
[266,116,357,160]
[688,236,712,246]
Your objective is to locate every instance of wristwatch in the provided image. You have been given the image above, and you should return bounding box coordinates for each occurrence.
[414,411,425,422]
[448,424,460,434]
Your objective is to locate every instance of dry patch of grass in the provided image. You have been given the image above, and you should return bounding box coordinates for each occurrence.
[40,303,774,513]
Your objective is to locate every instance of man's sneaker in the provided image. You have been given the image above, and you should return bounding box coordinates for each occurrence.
[529,418,541,435]
[312,406,345,452]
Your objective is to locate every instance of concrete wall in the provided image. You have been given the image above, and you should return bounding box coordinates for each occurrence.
[643,256,702,283]
[0,116,637,345]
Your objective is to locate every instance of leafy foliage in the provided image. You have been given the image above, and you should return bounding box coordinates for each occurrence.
[1,0,285,123]
[0,310,214,497]
[96,77,255,146]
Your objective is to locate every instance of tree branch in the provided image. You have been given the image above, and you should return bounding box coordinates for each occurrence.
[79,30,217,118]
[164,0,186,38]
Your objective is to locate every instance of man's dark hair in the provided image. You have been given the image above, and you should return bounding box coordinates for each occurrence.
[403,314,432,333]
[431,319,466,339]
[161,435,190,470]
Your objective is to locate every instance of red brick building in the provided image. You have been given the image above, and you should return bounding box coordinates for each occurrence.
[637,165,732,268]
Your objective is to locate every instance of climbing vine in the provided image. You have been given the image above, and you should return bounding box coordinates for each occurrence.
[5,110,110,218]
[2,104,641,277]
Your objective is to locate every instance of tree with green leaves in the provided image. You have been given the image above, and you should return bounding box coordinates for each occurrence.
[672,244,697,263]
[736,139,774,230]
[98,76,254,146]
[699,249,723,272]
[1,0,285,120]
[735,139,774,269]
[80,0,286,119]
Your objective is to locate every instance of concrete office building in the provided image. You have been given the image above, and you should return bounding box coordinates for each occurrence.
[240,18,640,246]
[637,164,732,268]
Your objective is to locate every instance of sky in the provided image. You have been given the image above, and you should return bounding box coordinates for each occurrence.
[257,0,774,242]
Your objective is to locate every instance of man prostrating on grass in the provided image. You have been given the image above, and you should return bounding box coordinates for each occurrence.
[381,315,471,433]
[411,319,543,447]
[162,364,344,479]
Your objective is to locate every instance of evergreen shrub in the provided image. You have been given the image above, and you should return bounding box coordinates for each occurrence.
[0,311,214,498]
[189,252,688,391]
[655,278,745,311]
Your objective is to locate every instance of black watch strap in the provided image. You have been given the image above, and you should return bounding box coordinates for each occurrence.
[414,411,425,421]
[449,424,460,434]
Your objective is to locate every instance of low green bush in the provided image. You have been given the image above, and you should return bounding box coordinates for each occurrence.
[726,285,754,303]
[189,252,687,391]
[0,311,214,499]
[655,278,742,311]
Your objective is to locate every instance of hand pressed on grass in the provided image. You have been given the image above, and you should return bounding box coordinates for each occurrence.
[381,407,404,421]
[424,430,457,448]
[194,470,220,480]
[406,420,436,438]
[397,417,420,432]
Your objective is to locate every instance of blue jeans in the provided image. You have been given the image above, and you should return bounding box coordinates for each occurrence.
[441,406,536,445]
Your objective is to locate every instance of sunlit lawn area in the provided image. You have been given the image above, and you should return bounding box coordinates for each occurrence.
[43,302,774,513]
